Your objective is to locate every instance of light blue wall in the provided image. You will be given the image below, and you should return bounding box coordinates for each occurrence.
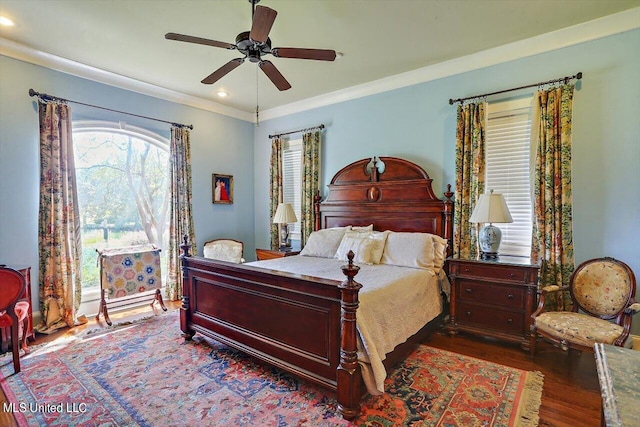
[0,56,255,314]
[255,29,640,334]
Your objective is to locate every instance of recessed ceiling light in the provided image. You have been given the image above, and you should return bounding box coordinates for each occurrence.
[0,16,15,26]
[217,90,228,98]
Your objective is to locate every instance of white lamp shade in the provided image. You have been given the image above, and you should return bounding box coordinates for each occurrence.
[273,203,298,224]
[469,192,513,224]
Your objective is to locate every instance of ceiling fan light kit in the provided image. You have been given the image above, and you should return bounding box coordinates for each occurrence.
[165,0,336,91]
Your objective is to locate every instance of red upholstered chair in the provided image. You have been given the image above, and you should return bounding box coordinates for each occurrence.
[0,266,30,373]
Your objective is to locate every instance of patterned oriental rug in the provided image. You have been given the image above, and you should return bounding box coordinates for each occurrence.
[1,311,543,426]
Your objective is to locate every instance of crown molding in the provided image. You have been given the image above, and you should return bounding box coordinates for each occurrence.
[0,38,254,123]
[1,7,638,124]
[259,7,640,122]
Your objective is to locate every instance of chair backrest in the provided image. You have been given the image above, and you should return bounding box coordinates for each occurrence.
[203,239,244,263]
[570,257,636,318]
[0,266,26,312]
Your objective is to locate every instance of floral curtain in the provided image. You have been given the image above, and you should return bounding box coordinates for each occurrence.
[269,138,284,249]
[36,100,82,333]
[532,84,575,310]
[166,126,196,301]
[453,101,487,259]
[301,131,320,246]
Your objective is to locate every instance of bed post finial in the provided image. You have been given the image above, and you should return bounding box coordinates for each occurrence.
[180,234,191,257]
[337,250,362,420]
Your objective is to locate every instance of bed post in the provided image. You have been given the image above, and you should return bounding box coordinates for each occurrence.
[313,191,322,231]
[443,184,454,258]
[337,250,362,420]
[179,235,195,340]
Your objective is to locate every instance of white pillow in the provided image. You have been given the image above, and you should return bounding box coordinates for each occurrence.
[349,224,374,232]
[430,235,449,274]
[300,227,348,258]
[380,232,436,270]
[335,230,389,265]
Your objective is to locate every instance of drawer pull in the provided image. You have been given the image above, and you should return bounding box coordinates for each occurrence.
[507,294,514,299]
[465,288,472,293]
[510,273,516,277]
[464,268,470,272]
[507,318,513,324]
[466,311,471,316]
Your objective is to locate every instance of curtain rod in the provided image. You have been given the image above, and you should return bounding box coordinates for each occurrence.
[28,89,194,130]
[448,72,582,105]
[269,124,325,139]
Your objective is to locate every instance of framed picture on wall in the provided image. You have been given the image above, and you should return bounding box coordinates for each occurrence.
[212,174,233,204]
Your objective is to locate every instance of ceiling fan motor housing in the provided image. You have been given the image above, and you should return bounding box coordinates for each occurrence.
[236,31,271,62]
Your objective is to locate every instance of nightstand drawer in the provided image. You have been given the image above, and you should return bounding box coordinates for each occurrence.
[456,302,524,334]
[457,280,525,309]
[455,263,528,283]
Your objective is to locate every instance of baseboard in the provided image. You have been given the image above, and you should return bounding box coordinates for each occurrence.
[632,335,640,351]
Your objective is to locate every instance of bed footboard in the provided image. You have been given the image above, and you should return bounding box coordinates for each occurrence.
[179,239,363,420]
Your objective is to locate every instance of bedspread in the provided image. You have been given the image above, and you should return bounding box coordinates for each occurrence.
[245,255,448,394]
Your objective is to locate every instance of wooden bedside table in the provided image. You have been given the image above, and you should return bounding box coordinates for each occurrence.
[255,248,300,261]
[445,256,539,350]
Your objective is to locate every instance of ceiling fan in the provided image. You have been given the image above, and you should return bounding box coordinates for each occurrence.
[165,0,337,91]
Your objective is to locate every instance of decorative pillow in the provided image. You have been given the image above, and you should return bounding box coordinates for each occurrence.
[300,227,349,258]
[430,235,449,274]
[380,232,436,270]
[349,224,374,232]
[335,230,389,265]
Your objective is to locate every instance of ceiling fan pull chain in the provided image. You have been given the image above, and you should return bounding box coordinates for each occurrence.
[255,67,260,126]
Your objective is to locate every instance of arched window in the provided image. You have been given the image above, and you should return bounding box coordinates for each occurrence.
[73,121,170,307]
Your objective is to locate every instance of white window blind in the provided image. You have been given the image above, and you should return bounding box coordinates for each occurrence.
[282,139,302,242]
[485,98,534,257]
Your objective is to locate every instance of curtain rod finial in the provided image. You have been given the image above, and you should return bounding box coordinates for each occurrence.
[448,99,454,105]
[576,72,583,80]
[28,89,37,97]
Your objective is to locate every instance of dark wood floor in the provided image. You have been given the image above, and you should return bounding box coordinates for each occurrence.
[2,302,601,427]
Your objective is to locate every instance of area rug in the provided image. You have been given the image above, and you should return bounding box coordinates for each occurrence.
[1,311,543,426]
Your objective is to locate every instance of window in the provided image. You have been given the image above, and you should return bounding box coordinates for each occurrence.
[485,98,534,257]
[282,139,302,244]
[73,121,170,310]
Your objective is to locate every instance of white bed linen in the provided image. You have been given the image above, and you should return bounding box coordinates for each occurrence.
[245,255,448,394]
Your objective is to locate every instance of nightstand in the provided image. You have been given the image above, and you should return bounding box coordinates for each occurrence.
[445,256,539,350]
[255,248,300,261]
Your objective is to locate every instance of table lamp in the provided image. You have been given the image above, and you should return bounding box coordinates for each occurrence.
[469,190,513,259]
[273,203,298,250]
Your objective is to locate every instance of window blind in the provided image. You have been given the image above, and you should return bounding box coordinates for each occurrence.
[282,140,302,241]
[485,100,533,257]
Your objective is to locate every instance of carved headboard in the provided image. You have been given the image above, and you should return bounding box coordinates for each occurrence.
[315,157,453,256]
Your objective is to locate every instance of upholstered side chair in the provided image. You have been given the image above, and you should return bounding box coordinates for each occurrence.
[530,257,639,356]
[203,239,245,264]
[0,266,31,373]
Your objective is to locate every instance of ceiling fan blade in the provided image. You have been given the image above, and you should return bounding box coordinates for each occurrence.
[259,60,291,91]
[165,32,236,50]
[272,47,336,61]
[250,6,277,43]
[201,58,245,85]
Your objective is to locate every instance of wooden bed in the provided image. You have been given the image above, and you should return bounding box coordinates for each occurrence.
[179,156,453,419]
